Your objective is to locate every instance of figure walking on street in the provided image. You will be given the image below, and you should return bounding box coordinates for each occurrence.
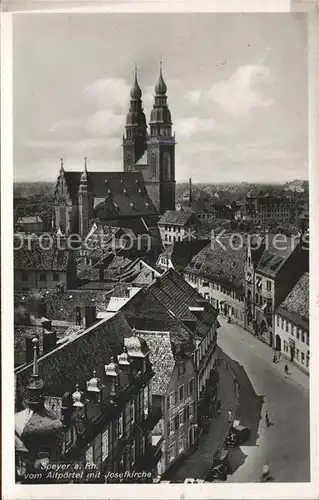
[284,363,289,375]
[228,409,232,423]
[272,352,277,363]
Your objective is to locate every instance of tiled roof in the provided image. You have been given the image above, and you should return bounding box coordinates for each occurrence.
[120,287,196,357]
[15,289,111,323]
[15,312,133,406]
[276,272,309,327]
[14,243,71,271]
[158,240,210,271]
[63,170,157,217]
[146,269,218,338]
[185,237,245,292]
[135,151,148,165]
[256,234,299,277]
[158,210,198,226]
[135,331,175,395]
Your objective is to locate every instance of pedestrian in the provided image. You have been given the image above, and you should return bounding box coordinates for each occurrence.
[272,352,276,363]
[284,363,289,375]
[265,411,270,427]
[228,409,232,423]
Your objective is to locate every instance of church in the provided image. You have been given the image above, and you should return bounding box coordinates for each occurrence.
[53,64,176,237]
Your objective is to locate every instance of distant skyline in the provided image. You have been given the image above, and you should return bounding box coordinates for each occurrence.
[13,12,308,183]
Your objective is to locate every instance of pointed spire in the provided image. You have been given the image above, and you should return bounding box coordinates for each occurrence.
[155,59,167,95]
[32,337,39,377]
[84,156,88,173]
[80,157,88,188]
[60,157,64,173]
[130,63,142,99]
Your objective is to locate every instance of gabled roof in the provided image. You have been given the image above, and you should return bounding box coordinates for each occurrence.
[158,210,198,226]
[276,272,309,329]
[146,268,218,338]
[15,312,133,405]
[185,237,245,293]
[255,234,299,277]
[62,170,157,217]
[158,240,210,271]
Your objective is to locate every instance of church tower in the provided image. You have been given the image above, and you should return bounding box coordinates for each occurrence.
[144,63,176,213]
[123,66,147,171]
[78,158,93,238]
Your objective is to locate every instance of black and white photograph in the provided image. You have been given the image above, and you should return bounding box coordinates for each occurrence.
[2,1,318,499]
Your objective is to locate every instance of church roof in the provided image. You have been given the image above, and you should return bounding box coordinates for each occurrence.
[136,151,148,166]
[62,171,157,217]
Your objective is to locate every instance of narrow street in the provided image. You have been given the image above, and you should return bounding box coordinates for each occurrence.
[217,318,310,482]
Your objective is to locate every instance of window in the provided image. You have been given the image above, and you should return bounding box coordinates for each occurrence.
[131,440,136,465]
[301,331,305,343]
[131,401,135,424]
[301,352,305,365]
[151,152,157,178]
[291,324,294,336]
[281,318,284,329]
[178,435,184,454]
[162,152,171,181]
[168,444,175,463]
[65,427,73,448]
[179,410,184,428]
[39,272,47,282]
[188,378,194,397]
[306,352,309,368]
[53,272,59,282]
[285,321,289,333]
[306,333,309,346]
[168,391,176,410]
[296,329,300,340]
[189,402,194,419]
[85,446,93,464]
[102,428,109,461]
[256,293,259,304]
[21,272,28,281]
[143,386,149,417]
[178,361,186,377]
[295,349,299,361]
[179,385,184,402]
[284,341,288,353]
[266,280,272,291]
[169,418,175,436]
[118,415,124,438]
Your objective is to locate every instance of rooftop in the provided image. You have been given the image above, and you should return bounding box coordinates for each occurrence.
[185,237,246,293]
[158,210,199,226]
[276,272,309,328]
[256,234,299,277]
[14,241,71,272]
[158,240,210,271]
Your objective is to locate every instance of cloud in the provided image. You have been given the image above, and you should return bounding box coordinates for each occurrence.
[185,90,202,105]
[83,77,131,112]
[85,110,125,137]
[175,116,217,136]
[208,64,274,115]
[48,119,82,133]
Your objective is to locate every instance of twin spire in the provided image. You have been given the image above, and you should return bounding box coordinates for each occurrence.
[129,61,168,101]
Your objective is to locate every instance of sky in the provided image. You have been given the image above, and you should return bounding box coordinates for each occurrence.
[13,12,308,183]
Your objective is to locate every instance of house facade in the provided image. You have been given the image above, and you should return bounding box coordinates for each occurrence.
[158,211,199,247]
[15,312,162,483]
[274,272,309,373]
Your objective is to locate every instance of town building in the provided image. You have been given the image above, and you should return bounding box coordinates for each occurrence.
[16,215,44,233]
[156,240,209,273]
[184,237,246,328]
[243,193,292,225]
[53,65,176,237]
[134,328,197,476]
[274,272,309,373]
[107,269,219,416]
[158,210,200,247]
[15,311,162,483]
[14,240,77,291]
[244,234,309,346]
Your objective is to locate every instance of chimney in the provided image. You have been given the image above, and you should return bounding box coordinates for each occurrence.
[43,330,57,355]
[85,305,97,328]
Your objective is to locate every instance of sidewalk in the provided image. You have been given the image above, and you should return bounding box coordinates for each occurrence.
[218,317,309,392]
[165,358,238,481]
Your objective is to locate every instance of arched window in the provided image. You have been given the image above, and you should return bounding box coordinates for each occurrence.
[162,152,171,181]
[151,152,157,178]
